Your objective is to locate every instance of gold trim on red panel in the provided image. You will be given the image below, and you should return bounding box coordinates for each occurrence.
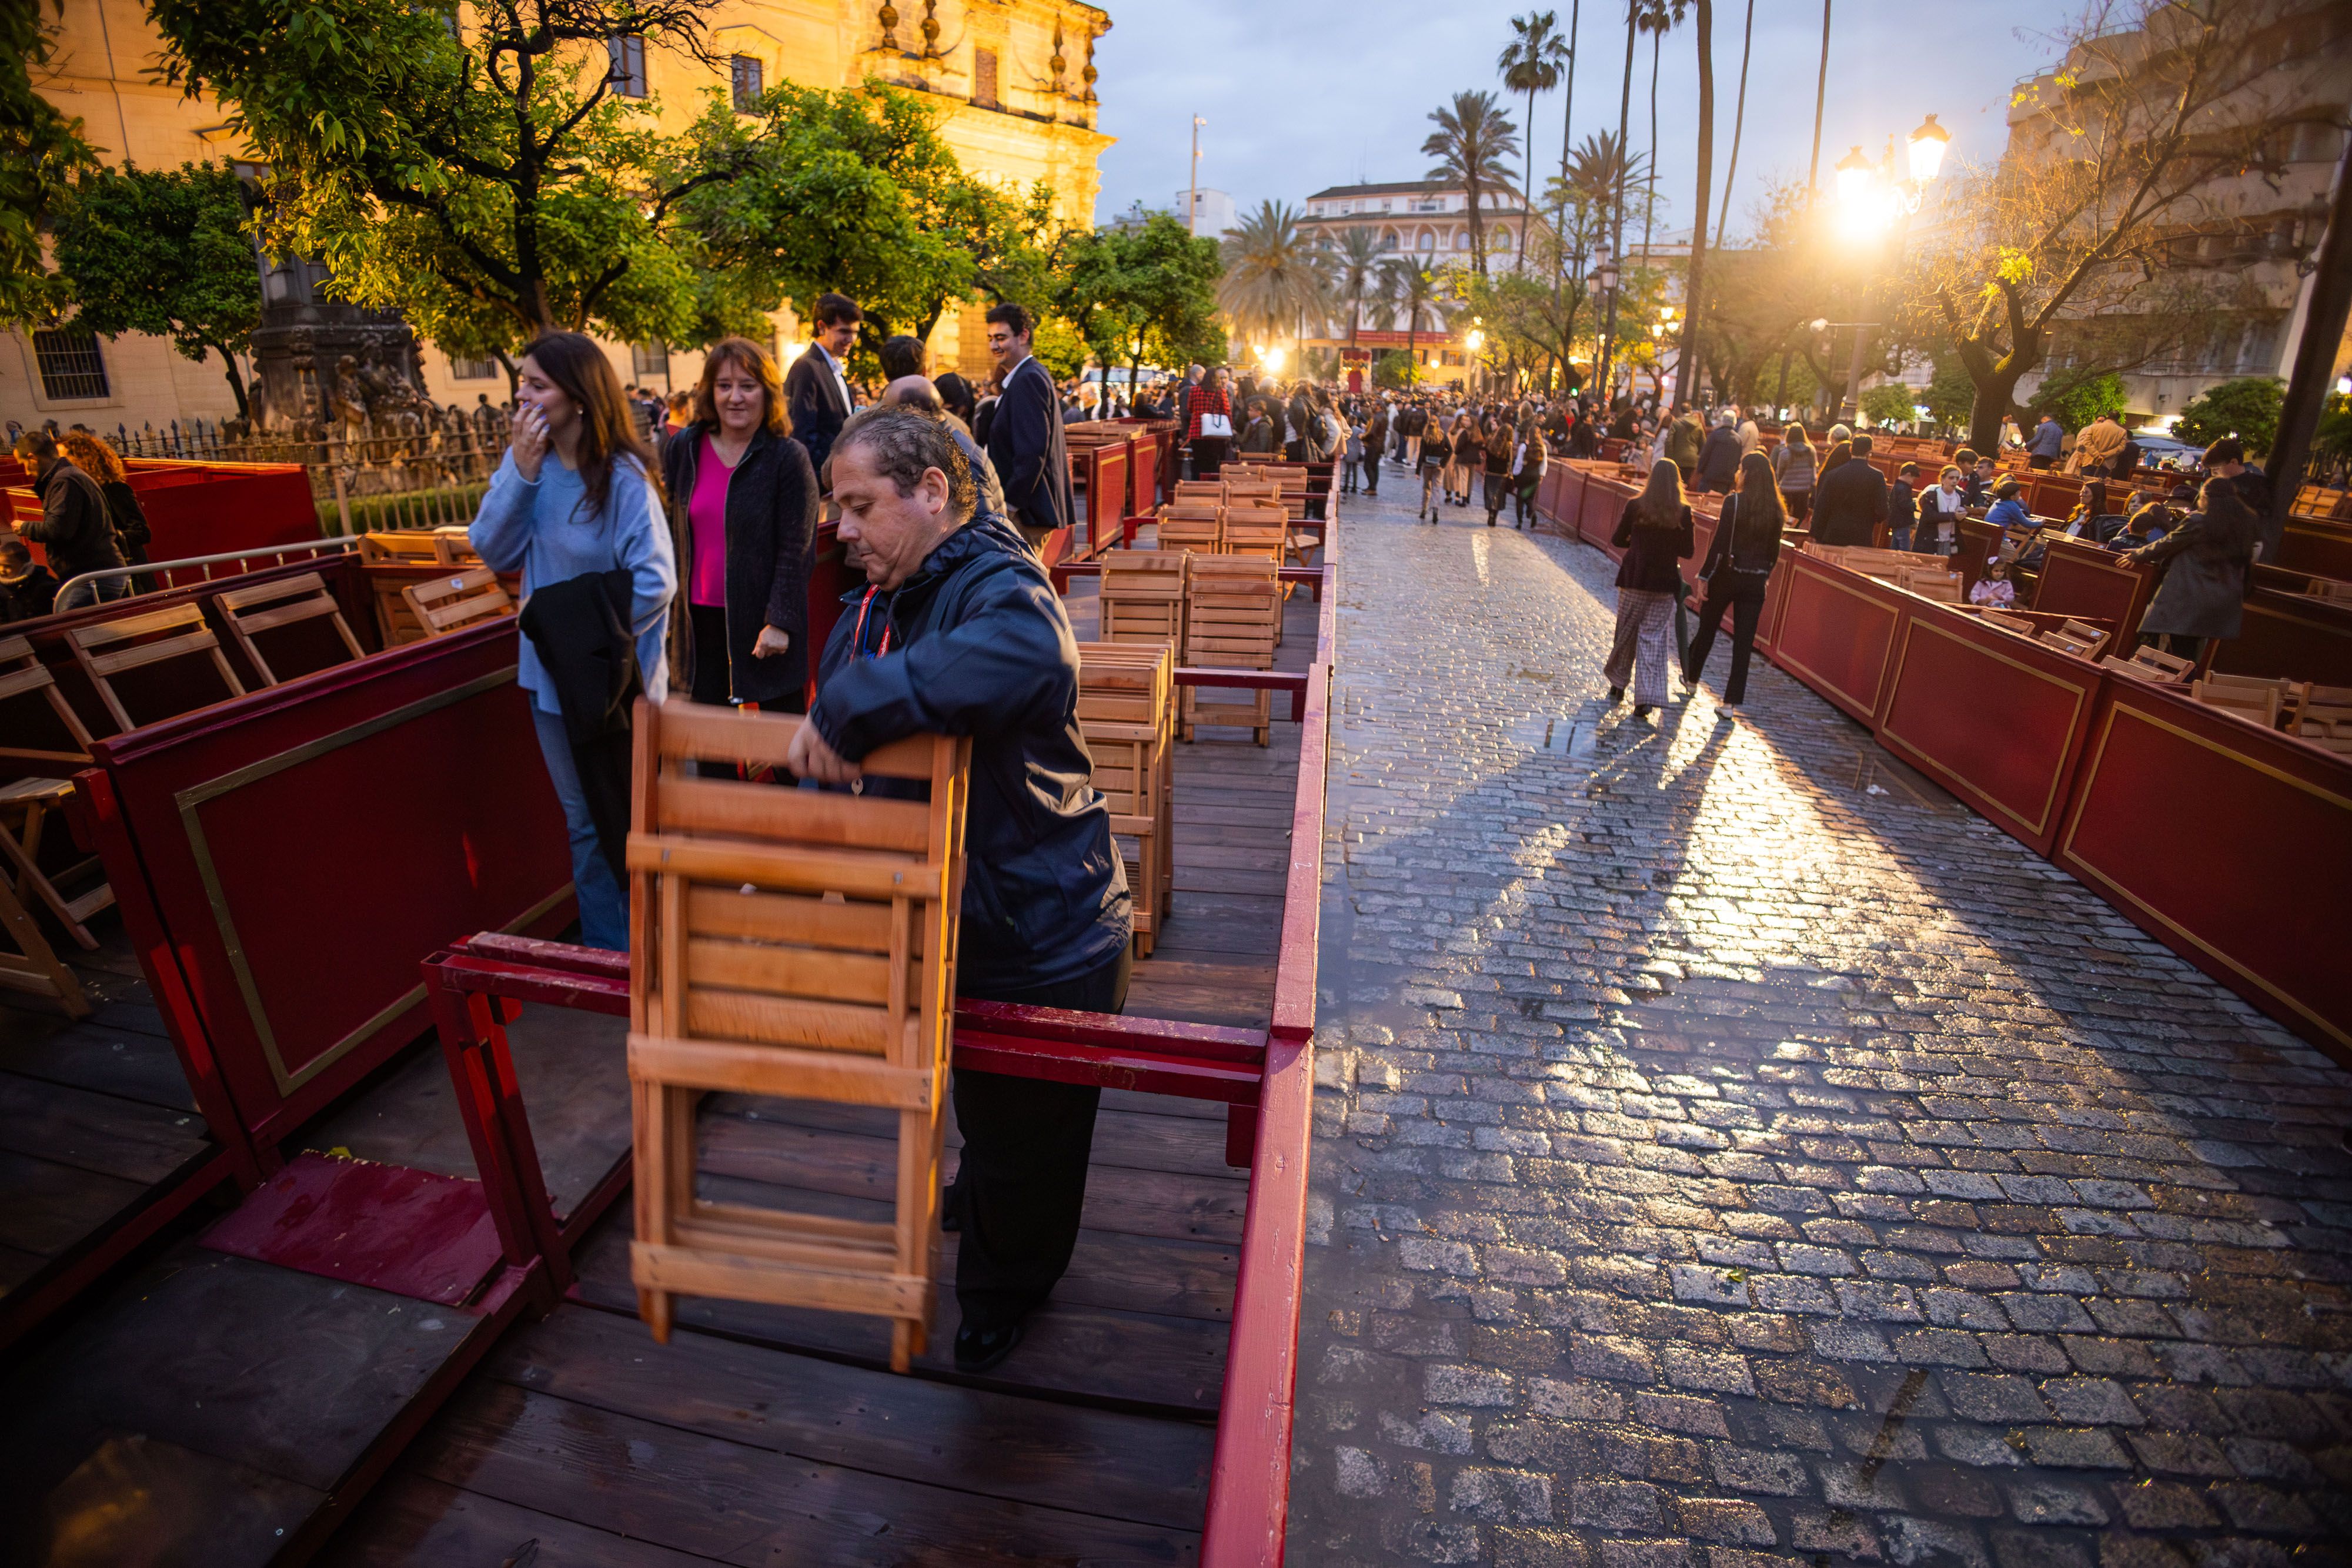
[1879,614,2088,837]
[2059,698,2352,1052]
[1775,559,1903,718]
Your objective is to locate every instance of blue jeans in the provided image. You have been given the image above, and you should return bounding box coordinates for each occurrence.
[532,705,629,950]
[53,575,130,614]
[1891,526,1913,552]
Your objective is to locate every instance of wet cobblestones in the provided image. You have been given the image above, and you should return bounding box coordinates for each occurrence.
[1288,481,2352,1567]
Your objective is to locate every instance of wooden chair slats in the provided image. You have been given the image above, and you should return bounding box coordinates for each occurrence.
[402,566,517,638]
[0,777,112,951]
[0,634,96,770]
[1076,640,1175,955]
[211,570,365,687]
[0,869,88,1019]
[629,700,970,1372]
[1182,556,1281,746]
[2192,674,2287,730]
[64,604,246,733]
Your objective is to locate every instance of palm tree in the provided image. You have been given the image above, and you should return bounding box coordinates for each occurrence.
[1712,0,1755,252]
[1380,258,1444,386]
[1498,12,1568,273]
[1601,0,1639,400]
[1566,130,1642,216]
[1333,227,1389,357]
[1636,1,1686,264]
[1217,200,1328,352]
[1421,91,1520,278]
[1675,0,1715,406]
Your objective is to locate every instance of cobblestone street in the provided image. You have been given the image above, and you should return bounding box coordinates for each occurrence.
[1288,474,2352,1567]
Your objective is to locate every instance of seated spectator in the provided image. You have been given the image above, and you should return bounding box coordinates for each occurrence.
[1986,477,2033,537]
[1969,558,2016,608]
[0,534,58,623]
[2107,502,2173,553]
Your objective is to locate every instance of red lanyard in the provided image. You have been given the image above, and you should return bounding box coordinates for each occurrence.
[851,585,893,658]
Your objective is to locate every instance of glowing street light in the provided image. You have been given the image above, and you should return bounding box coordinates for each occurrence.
[1259,343,1287,375]
[1906,113,1951,185]
[1833,145,1875,208]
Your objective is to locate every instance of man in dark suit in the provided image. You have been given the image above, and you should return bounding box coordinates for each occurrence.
[1809,432,1890,546]
[784,292,861,483]
[982,302,1073,553]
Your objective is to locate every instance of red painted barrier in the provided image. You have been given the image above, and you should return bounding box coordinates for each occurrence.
[5,459,319,570]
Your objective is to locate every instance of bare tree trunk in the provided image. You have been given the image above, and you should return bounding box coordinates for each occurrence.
[1599,0,1639,406]
[1713,0,1754,251]
[1675,0,1714,412]
[1808,0,1831,205]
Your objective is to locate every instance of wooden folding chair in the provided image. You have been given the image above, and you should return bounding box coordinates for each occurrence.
[0,634,96,772]
[1221,503,1289,568]
[1172,481,1226,503]
[1076,641,1175,957]
[2098,645,2193,683]
[2054,618,2109,659]
[1182,556,1281,746]
[0,871,88,1018]
[212,571,365,687]
[357,527,480,567]
[1155,503,1222,553]
[0,777,112,950]
[1098,550,1190,648]
[2303,578,2352,603]
[64,604,246,733]
[626,701,970,1372]
[2191,674,2288,729]
[1978,608,2038,638]
[402,567,516,638]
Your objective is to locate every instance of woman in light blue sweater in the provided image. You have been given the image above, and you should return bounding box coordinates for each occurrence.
[470,332,676,949]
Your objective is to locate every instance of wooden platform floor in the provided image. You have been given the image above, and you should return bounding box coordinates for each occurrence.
[0,914,225,1325]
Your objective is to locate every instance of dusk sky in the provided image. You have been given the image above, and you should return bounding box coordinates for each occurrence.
[1089,1,2067,242]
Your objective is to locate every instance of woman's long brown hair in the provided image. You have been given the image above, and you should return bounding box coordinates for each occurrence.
[60,430,126,485]
[1735,449,1786,537]
[520,330,659,520]
[1636,456,1684,521]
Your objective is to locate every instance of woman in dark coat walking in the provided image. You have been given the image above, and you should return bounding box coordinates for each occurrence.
[1603,458,1696,718]
[2123,477,2260,661]
[1481,414,1512,526]
[1683,452,1786,706]
[662,336,820,717]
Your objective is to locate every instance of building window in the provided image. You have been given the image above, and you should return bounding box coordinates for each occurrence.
[973,49,998,108]
[1492,228,1513,251]
[730,54,764,111]
[32,329,109,400]
[632,340,669,378]
[1418,231,1435,252]
[449,356,499,382]
[607,35,647,98]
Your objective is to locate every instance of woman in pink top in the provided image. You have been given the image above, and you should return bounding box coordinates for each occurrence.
[660,337,820,715]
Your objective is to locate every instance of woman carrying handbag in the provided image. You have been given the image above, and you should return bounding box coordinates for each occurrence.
[1602,457,1695,720]
[1682,451,1785,707]
[1189,367,1235,477]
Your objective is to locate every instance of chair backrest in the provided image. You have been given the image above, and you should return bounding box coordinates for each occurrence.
[64,604,246,733]
[1172,481,1225,502]
[630,702,969,1058]
[402,567,516,638]
[1221,503,1289,564]
[2191,676,2283,729]
[1156,503,1223,553]
[358,529,479,566]
[2052,618,2108,659]
[1978,609,2037,638]
[211,571,366,687]
[1185,555,1282,668]
[1074,640,1175,728]
[0,633,96,768]
[2129,644,2195,679]
[2304,577,2352,601]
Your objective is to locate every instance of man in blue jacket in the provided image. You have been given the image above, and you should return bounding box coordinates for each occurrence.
[980,302,1074,553]
[788,405,1131,1374]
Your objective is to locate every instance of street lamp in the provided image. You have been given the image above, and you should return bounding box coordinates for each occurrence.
[1829,113,1946,421]
[1906,113,1951,185]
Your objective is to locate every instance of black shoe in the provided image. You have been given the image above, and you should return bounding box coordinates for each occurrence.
[1486,517,1495,526]
[1634,704,1653,720]
[1607,686,1625,704]
[954,1318,1027,1373]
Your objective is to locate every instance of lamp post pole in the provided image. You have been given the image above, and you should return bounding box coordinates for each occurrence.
[1188,116,1205,237]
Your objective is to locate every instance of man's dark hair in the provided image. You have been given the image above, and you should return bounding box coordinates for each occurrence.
[1994,477,2022,497]
[1899,462,1920,476]
[878,335,927,380]
[814,292,862,328]
[15,429,58,460]
[887,379,946,414]
[1953,446,1977,468]
[2204,436,2243,467]
[834,404,977,520]
[1850,433,1872,456]
[984,302,1034,340]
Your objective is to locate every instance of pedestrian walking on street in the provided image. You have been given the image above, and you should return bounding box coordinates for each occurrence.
[1188,367,1234,477]
[1511,420,1547,529]
[1683,452,1786,707]
[1341,405,1363,495]
[1361,399,1388,496]
[1772,422,1818,527]
[1417,418,1453,522]
[1448,413,1483,508]
[1481,416,1512,526]
[1603,458,1695,720]
[1401,400,1427,469]
[1693,410,1742,495]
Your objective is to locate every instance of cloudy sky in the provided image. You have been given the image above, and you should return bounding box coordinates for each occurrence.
[1091,0,2067,242]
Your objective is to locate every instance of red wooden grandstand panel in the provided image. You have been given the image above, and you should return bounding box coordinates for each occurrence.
[200,1152,505,1306]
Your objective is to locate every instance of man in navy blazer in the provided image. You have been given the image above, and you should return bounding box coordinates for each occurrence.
[784,292,861,484]
[981,302,1072,553]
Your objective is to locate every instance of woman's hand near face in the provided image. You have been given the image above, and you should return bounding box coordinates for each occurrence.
[510,402,550,482]
[752,624,791,659]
